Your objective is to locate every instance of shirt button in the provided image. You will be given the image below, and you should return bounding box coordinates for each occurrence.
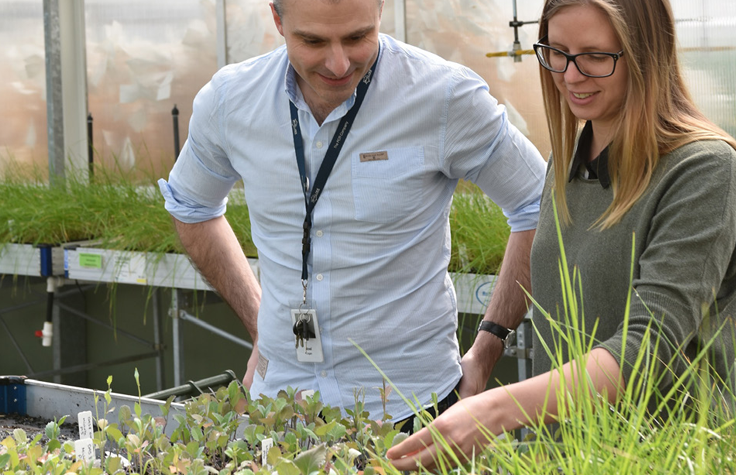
[320,371,327,378]
[315,230,323,237]
[316,274,324,281]
[315,141,323,149]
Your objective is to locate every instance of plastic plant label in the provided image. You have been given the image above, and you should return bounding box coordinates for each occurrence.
[261,437,273,468]
[78,253,102,269]
[75,438,95,462]
[78,411,94,439]
[113,252,147,285]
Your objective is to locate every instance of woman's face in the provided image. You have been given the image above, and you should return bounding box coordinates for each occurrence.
[547,4,628,138]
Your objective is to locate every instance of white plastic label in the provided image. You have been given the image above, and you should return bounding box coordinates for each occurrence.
[75,438,95,462]
[78,411,94,440]
[261,437,273,468]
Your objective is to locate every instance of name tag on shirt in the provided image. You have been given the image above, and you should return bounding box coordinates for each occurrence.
[360,151,389,162]
[290,309,324,363]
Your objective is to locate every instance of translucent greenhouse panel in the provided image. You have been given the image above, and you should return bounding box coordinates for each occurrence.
[85,0,218,179]
[672,0,736,138]
[405,0,550,156]
[224,0,284,64]
[0,0,47,172]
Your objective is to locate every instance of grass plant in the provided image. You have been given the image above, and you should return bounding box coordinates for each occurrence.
[0,164,508,275]
[449,182,510,275]
[0,160,256,258]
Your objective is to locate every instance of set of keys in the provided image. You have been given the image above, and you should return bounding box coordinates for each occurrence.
[293,312,316,348]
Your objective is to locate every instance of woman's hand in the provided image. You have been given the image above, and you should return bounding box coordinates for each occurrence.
[388,348,623,471]
[386,389,514,471]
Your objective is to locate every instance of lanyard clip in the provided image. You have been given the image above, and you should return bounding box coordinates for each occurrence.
[301,279,308,305]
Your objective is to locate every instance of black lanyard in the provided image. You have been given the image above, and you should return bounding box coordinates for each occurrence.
[289,52,379,291]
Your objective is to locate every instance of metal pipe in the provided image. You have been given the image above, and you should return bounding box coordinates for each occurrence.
[394,0,406,43]
[31,283,95,302]
[172,290,183,387]
[87,113,94,179]
[153,289,165,392]
[512,0,520,44]
[29,351,162,378]
[178,310,253,350]
[0,317,34,373]
[216,0,228,68]
[0,299,47,316]
[144,370,238,400]
[172,105,181,161]
[43,0,65,183]
[54,301,156,348]
[42,287,54,347]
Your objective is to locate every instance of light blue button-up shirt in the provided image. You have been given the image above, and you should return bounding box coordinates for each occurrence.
[159,34,545,420]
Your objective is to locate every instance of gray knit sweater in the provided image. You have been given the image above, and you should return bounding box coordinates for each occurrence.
[530,139,736,407]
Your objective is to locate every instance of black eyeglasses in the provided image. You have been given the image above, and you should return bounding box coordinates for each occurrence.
[533,36,624,78]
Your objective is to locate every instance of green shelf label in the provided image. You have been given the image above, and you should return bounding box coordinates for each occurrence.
[79,253,102,269]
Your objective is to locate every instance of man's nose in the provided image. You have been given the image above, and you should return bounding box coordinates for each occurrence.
[325,44,350,78]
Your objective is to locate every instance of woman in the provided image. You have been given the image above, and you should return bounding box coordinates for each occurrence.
[387,0,736,470]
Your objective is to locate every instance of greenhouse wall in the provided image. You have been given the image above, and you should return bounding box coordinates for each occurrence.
[1,0,734,175]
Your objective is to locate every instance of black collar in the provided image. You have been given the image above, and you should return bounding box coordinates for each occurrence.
[568,120,611,189]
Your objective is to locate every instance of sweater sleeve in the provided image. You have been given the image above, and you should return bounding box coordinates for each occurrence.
[597,140,736,392]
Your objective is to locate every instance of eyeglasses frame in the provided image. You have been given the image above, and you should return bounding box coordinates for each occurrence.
[533,35,625,79]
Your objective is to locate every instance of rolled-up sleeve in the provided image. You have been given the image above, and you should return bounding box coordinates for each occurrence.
[159,71,242,223]
[442,68,545,232]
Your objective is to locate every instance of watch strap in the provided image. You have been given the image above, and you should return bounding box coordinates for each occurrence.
[477,320,515,347]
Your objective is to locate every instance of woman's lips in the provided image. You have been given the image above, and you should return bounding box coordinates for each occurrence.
[568,90,597,105]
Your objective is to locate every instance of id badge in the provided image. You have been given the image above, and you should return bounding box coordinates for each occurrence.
[290,308,324,363]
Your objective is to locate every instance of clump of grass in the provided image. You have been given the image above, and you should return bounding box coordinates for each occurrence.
[0,163,508,270]
[0,160,255,257]
[449,182,510,275]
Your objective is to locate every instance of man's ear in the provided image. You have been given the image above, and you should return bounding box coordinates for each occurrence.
[270,3,284,36]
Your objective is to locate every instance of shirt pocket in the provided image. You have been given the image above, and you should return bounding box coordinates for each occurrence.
[351,146,425,223]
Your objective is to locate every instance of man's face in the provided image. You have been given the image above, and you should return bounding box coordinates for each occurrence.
[272,0,382,117]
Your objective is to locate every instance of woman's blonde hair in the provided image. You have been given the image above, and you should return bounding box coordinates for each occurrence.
[538,0,736,228]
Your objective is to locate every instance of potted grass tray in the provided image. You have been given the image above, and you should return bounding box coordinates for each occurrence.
[0,171,507,313]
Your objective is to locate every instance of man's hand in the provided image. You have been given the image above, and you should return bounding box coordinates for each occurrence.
[243,342,259,390]
[458,337,503,398]
[459,229,534,397]
[173,216,262,389]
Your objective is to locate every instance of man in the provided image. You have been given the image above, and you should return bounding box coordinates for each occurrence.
[158,0,545,422]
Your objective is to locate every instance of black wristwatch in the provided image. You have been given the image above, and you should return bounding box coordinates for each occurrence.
[477,320,516,349]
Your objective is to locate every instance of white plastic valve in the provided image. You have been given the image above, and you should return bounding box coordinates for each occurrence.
[42,321,53,347]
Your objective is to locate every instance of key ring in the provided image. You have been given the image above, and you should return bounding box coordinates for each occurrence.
[297,300,312,324]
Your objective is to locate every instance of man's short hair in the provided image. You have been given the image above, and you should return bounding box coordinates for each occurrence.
[273,0,383,17]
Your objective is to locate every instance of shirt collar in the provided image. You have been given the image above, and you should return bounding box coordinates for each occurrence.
[568,120,611,188]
